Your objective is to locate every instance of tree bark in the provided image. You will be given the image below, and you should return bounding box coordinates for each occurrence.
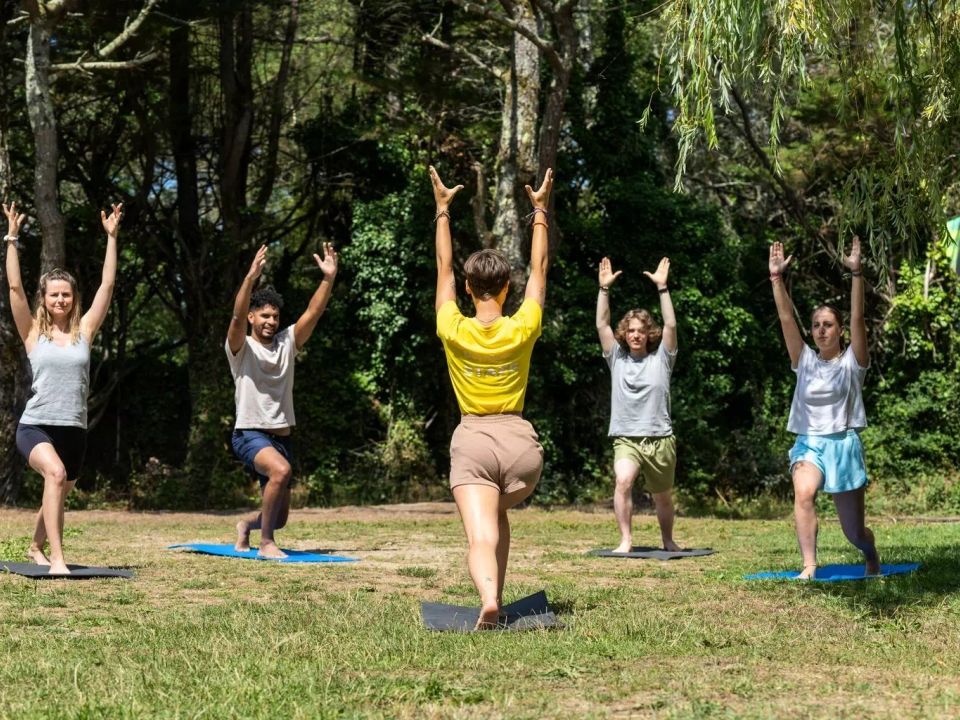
[25,6,66,272]
[491,0,540,298]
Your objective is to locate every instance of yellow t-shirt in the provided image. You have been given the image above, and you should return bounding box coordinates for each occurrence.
[436,298,543,415]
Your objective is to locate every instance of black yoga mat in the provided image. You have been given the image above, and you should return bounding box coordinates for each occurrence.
[0,562,134,579]
[421,590,560,632]
[589,546,715,560]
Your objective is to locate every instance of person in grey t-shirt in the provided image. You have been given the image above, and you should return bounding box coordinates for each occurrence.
[596,256,681,554]
[226,243,338,559]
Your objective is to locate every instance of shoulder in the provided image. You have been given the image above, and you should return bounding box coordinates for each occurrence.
[436,300,464,337]
[509,298,542,332]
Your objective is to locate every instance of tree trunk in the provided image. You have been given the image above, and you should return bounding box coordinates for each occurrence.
[0,116,28,503]
[25,10,66,272]
[492,0,540,300]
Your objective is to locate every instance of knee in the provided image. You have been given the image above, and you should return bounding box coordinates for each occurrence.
[44,465,68,488]
[466,527,499,548]
[614,474,634,492]
[268,463,292,486]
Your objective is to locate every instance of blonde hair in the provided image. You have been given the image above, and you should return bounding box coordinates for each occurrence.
[615,309,661,353]
[34,268,82,343]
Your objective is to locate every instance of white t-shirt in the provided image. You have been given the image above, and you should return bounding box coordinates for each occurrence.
[225,326,297,430]
[604,342,677,437]
[787,344,868,435]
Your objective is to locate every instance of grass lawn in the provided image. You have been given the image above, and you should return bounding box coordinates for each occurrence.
[1,504,958,719]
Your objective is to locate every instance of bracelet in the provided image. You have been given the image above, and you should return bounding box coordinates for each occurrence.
[3,234,18,243]
[658,287,669,294]
[532,221,549,229]
[851,270,862,277]
[525,208,548,224]
[599,286,609,294]
[769,273,782,282]
[434,209,450,222]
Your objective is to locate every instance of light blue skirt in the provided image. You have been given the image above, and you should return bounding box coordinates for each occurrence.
[788,430,868,494]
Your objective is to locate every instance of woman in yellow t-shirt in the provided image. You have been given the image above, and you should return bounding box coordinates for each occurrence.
[430,164,552,629]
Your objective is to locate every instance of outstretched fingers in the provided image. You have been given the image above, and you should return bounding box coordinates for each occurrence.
[429,165,463,207]
[525,167,554,207]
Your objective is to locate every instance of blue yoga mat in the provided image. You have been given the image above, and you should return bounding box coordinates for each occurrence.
[169,543,358,563]
[745,562,920,582]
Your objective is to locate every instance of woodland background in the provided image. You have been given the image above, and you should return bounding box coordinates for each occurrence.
[1,0,958,512]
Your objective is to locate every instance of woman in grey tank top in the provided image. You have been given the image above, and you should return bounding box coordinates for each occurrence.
[4,201,123,575]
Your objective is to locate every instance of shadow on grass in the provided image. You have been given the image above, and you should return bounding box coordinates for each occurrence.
[804,543,960,616]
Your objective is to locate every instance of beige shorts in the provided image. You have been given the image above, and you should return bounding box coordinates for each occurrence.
[613,435,677,494]
[449,414,544,495]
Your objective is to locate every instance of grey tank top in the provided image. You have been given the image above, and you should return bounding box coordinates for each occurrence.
[20,334,91,428]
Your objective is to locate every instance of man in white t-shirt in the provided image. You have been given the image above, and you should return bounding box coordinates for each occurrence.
[225,243,338,558]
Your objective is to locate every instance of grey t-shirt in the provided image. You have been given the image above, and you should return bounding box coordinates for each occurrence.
[225,326,297,430]
[20,334,91,428]
[605,342,677,437]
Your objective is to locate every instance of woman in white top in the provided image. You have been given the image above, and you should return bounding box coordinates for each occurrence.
[769,237,880,579]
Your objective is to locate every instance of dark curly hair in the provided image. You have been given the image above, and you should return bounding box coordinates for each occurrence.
[614,309,662,353]
[250,285,284,311]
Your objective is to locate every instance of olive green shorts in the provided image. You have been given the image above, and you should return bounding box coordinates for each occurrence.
[612,435,677,494]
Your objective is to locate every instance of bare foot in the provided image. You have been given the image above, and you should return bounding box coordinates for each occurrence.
[663,540,682,552]
[257,541,288,559]
[235,520,251,552]
[26,546,50,566]
[474,604,502,631]
[798,563,817,580]
[613,541,633,554]
[48,560,70,575]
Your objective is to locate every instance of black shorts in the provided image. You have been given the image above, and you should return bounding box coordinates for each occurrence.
[15,424,87,481]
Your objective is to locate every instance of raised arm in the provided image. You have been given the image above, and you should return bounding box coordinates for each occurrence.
[769,242,804,368]
[429,165,463,312]
[80,203,122,340]
[4,202,32,343]
[843,235,868,367]
[293,242,339,350]
[523,168,553,307]
[644,257,676,353]
[227,245,267,355]
[596,257,622,355]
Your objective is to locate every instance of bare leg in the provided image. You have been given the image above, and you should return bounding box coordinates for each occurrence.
[26,443,71,574]
[28,478,76,565]
[793,462,821,579]
[494,482,537,610]
[29,508,50,565]
[235,511,260,552]
[250,446,292,559]
[613,459,640,553]
[652,489,681,552]
[453,484,502,628]
[833,487,880,575]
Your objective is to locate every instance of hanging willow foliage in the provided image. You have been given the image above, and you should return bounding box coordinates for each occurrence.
[654,0,960,267]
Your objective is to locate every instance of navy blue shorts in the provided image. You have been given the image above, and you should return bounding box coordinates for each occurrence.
[231,429,294,489]
[16,424,87,481]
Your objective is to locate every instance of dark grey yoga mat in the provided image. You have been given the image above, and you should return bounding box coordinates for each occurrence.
[0,562,134,579]
[421,590,560,632]
[589,546,715,560]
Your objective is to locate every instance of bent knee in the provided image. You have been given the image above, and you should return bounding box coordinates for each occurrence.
[44,465,68,487]
[267,463,292,485]
[466,529,499,547]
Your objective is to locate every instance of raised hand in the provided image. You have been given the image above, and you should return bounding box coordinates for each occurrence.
[643,257,670,288]
[3,201,26,238]
[524,167,553,209]
[100,202,123,238]
[313,242,338,279]
[769,242,793,275]
[599,257,623,288]
[429,165,464,210]
[842,235,862,272]
[247,245,268,280]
